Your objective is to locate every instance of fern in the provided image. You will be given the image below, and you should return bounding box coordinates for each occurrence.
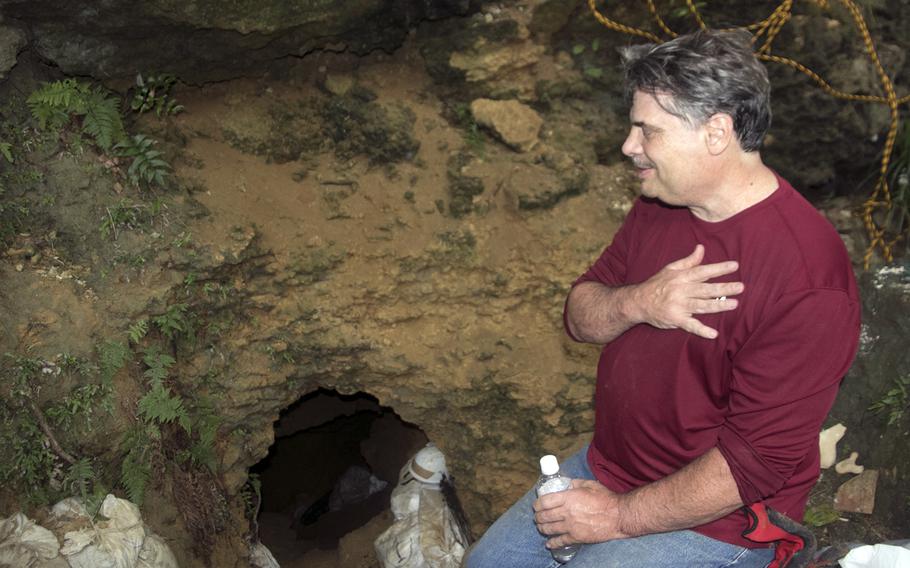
[82,89,126,150]
[121,430,152,505]
[138,382,188,427]
[98,340,130,386]
[63,458,95,503]
[128,319,149,344]
[152,303,190,341]
[187,402,220,470]
[0,141,12,164]
[141,348,175,385]
[27,79,126,150]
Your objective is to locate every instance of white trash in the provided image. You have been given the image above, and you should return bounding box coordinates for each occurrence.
[839,543,910,568]
[51,494,177,568]
[374,444,468,568]
[249,541,280,568]
[0,512,69,567]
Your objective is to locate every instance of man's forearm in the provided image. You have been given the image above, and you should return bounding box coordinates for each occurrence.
[618,447,744,537]
[566,281,643,344]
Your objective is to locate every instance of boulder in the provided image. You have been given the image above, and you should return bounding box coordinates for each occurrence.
[470,98,543,152]
[834,469,879,514]
[0,0,474,82]
[0,24,26,78]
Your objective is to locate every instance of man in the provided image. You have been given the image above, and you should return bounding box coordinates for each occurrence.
[466,29,860,567]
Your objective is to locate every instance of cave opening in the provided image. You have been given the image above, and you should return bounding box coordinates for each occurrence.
[252,388,428,564]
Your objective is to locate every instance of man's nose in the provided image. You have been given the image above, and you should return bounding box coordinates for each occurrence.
[621,129,640,158]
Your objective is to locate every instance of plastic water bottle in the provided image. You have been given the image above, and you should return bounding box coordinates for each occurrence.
[535,455,580,563]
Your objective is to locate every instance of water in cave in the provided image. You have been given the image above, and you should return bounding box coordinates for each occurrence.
[252,388,428,566]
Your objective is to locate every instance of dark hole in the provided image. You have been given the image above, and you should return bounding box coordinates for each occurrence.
[252,388,427,563]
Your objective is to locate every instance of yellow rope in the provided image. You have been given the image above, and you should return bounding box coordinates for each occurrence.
[585,0,908,268]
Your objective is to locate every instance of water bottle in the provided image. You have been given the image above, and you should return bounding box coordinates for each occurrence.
[535,455,580,563]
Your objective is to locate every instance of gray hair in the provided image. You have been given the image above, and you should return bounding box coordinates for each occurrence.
[620,29,771,152]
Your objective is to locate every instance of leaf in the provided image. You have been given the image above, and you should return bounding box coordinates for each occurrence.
[121,443,150,505]
[138,383,185,425]
[572,44,586,55]
[0,142,13,164]
[128,319,149,344]
[64,458,95,501]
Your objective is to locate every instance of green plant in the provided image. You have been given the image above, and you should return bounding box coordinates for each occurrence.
[114,134,171,189]
[882,121,910,248]
[869,374,910,426]
[153,303,192,341]
[0,351,117,506]
[450,103,485,157]
[120,344,219,502]
[668,0,707,21]
[172,231,192,248]
[63,458,107,516]
[129,319,150,345]
[803,505,840,527]
[121,424,155,504]
[27,79,126,150]
[98,340,130,386]
[131,73,184,117]
[100,199,150,239]
[0,141,12,163]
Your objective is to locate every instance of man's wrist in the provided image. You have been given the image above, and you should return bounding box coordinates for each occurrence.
[614,490,641,539]
[618,283,645,328]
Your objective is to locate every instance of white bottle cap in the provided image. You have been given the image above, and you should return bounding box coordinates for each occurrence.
[540,455,559,476]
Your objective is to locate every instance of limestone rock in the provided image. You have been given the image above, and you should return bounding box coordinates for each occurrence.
[834,469,879,514]
[0,0,474,81]
[0,24,26,78]
[819,423,846,469]
[504,147,589,210]
[420,16,547,100]
[835,451,865,475]
[470,98,543,152]
[324,73,356,97]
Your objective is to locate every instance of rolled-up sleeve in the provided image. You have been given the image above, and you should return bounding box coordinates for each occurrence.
[717,288,860,504]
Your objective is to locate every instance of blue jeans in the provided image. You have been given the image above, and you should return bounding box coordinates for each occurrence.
[465,447,774,568]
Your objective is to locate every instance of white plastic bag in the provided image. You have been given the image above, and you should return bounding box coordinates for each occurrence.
[249,541,280,568]
[54,494,177,568]
[0,512,68,567]
[839,544,910,568]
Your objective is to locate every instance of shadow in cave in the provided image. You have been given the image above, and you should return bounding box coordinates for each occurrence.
[252,388,428,565]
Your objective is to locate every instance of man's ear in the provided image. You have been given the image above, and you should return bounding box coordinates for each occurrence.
[704,113,735,155]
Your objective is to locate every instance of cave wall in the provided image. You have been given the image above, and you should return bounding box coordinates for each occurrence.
[0,0,477,82]
[0,0,908,564]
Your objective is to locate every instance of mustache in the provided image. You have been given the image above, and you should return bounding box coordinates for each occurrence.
[631,159,654,169]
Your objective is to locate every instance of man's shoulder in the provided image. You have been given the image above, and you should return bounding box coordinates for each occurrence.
[751,182,857,295]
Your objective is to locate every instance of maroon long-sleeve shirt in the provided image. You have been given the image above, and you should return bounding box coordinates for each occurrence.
[567,174,860,548]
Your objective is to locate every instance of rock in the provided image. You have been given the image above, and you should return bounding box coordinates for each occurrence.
[0,24,27,78]
[819,423,846,469]
[420,17,546,100]
[834,469,879,514]
[831,266,910,531]
[835,451,865,475]
[470,98,543,152]
[0,0,475,82]
[504,147,589,210]
[324,73,356,97]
